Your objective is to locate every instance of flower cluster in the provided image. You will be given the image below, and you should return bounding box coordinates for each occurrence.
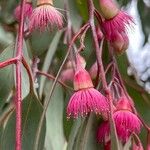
[13,0,144,149]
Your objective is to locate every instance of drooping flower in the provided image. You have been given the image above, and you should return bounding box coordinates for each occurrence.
[67,62,109,119]
[14,0,33,22]
[29,0,63,32]
[101,11,133,41]
[97,121,110,143]
[99,0,133,53]
[114,97,142,142]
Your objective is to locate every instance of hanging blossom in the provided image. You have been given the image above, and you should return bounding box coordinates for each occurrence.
[29,0,63,32]
[97,97,142,143]
[114,97,142,142]
[67,57,109,119]
[99,0,133,54]
[14,0,33,22]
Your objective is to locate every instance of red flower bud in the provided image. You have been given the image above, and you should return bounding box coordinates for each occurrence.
[99,0,119,19]
[110,32,129,54]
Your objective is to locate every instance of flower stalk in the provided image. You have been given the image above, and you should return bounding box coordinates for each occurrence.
[15,0,26,149]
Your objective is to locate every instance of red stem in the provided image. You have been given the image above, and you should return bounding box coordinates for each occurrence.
[15,62,22,150]
[0,57,18,68]
[15,0,26,149]
[22,57,34,91]
[37,70,73,91]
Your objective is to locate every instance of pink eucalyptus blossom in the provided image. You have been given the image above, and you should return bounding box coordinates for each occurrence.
[114,98,142,142]
[67,65,109,119]
[110,31,129,54]
[102,11,133,41]
[29,0,63,32]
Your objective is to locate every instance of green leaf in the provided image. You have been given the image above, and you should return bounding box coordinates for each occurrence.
[1,92,46,150]
[44,83,66,150]
[21,40,31,98]
[75,0,99,22]
[67,119,82,150]
[68,1,82,32]
[0,44,14,108]
[30,31,55,56]
[70,115,101,150]
[39,31,63,97]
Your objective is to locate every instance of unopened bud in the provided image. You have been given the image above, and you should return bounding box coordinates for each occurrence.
[37,0,53,6]
[74,67,93,91]
[99,0,119,19]
[110,32,129,54]
[116,97,132,112]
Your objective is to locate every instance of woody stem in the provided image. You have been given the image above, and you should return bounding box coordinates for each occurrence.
[15,0,26,149]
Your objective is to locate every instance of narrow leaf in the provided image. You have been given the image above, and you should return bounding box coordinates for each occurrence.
[1,92,46,150]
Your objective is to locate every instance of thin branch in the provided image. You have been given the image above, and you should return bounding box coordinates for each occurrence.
[105,61,113,75]
[94,9,103,25]
[0,57,18,68]
[15,0,26,149]
[37,70,73,91]
[22,56,34,91]
[15,61,22,150]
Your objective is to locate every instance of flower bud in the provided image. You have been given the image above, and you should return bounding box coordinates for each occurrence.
[110,32,129,54]
[29,0,63,31]
[99,0,119,19]
[116,97,132,112]
[121,32,129,52]
[37,0,53,6]
[74,67,93,91]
